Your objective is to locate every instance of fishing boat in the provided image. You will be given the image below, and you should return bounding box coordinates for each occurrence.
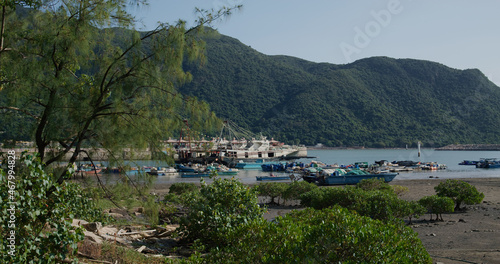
[75,164,102,174]
[256,173,291,181]
[206,164,239,175]
[175,164,197,172]
[146,167,178,176]
[303,169,397,185]
[166,121,308,164]
[476,158,500,168]
[234,159,278,169]
[180,172,211,178]
[458,160,479,166]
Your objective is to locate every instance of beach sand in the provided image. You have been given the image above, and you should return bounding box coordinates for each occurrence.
[151,178,500,263]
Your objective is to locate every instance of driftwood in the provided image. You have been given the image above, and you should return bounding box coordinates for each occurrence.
[76,251,114,263]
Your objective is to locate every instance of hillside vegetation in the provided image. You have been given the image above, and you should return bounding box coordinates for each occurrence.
[181,31,500,147]
[3,24,500,148]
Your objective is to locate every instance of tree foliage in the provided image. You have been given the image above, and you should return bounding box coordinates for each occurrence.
[434,179,485,210]
[180,178,265,247]
[253,182,288,205]
[0,1,240,180]
[418,195,455,221]
[299,186,425,222]
[0,154,109,263]
[205,206,432,263]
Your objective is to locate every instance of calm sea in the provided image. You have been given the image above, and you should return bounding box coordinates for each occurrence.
[94,149,500,185]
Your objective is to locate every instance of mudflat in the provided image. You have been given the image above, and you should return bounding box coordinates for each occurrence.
[152,178,500,263]
[394,178,500,264]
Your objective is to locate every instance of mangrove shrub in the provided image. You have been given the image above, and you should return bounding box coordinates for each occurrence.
[205,206,432,263]
[180,178,265,247]
[434,179,484,210]
[419,195,455,221]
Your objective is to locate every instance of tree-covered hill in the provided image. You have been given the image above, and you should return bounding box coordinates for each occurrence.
[180,31,500,147]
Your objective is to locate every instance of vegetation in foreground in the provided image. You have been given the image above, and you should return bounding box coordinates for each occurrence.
[2,158,488,263]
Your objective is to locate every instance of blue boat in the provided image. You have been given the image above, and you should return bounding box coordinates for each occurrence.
[175,164,196,172]
[458,160,479,166]
[256,175,291,181]
[180,173,211,178]
[475,158,500,168]
[303,169,398,185]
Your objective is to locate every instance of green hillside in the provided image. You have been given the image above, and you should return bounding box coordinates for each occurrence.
[180,32,500,147]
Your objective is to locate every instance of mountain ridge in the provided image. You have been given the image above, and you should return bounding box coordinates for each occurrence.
[180,31,500,147]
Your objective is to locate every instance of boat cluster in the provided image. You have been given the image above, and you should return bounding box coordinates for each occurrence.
[255,160,447,175]
[459,158,500,168]
[74,162,239,177]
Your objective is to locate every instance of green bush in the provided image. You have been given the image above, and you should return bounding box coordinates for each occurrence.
[299,186,424,222]
[164,183,200,206]
[419,195,455,221]
[356,178,393,192]
[253,182,288,205]
[299,186,367,209]
[355,190,402,221]
[169,182,199,195]
[281,180,318,203]
[180,178,265,247]
[206,206,432,263]
[391,185,409,197]
[434,179,484,210]
[395,200,426,224]
[1,155,108,263]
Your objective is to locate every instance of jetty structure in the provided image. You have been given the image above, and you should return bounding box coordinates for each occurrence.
[436,144,500,151]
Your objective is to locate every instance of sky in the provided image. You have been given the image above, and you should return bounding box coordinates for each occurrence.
[132,0,500,85]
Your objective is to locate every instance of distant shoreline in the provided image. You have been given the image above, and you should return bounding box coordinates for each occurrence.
[308,144,500,151]
[306,146,415,151]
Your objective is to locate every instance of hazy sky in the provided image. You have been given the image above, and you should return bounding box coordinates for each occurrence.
[132,0,500,85]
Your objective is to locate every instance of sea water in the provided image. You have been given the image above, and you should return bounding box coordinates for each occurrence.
[92,149,500,185]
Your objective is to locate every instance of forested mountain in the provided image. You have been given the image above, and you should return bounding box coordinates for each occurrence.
[180,31,500,147]
[3,19,500,148]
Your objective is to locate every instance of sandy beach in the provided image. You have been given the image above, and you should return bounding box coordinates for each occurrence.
[151,177,500,264]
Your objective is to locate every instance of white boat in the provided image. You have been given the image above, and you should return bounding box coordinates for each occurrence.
[146,167,178,176]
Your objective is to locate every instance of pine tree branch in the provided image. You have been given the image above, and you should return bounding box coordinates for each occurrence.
[0,106,40,120]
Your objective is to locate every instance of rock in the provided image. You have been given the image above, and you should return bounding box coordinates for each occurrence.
[72,219,89,227]
[459,219,466,223]
[427,233,436,237]
[99,233,128,244]
[82,222,102,233]
[84,231,103,244]
[98,226,119,236]
[108,212,132,221]
[78,239,102,258]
